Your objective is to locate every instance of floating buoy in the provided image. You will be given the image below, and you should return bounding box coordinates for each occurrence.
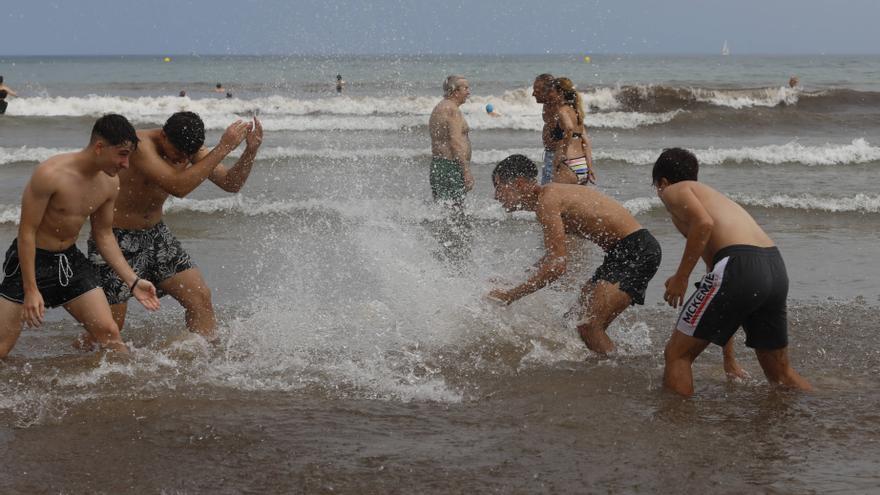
[163,57,172,63]
[583,56,591,63]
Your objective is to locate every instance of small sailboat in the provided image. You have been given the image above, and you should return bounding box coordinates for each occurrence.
[721,40,730,56]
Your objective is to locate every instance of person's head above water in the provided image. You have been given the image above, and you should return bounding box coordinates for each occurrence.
[492,154,538,185]
[336,74,342,81]
[652,147,699,186]
[216,83,222,89]
[443,75,469,101]
[89,113,139,149]
[532,73,554,104]
[492,154,539,211]
[162,111,205,157]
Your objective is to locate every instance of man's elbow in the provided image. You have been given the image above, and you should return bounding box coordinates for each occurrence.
[220,182,242,193]
[548,259,567,279]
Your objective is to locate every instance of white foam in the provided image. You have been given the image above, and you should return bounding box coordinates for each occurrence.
[6,92,682,131]
[731,192,880,213]
[692,86,799,109]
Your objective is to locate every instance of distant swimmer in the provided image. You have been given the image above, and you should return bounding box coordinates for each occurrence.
[336,74,345,94]
[428,75,474,206]
[532,73,559,184]
[789,76,800,89]
[0,75,18,115]
[487,155,661,355]
[653,148,812,396]
[548,77,595,185]
[80,111,263,347]
[0,115,161,358]
[485,103,501,117]
[178,90,187,97]
[214,83,226,94]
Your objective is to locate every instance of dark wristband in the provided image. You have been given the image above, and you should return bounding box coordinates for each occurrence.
[130,277,140,292]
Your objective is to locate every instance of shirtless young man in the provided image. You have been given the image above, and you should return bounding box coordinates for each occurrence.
[487,154,661,354]
[0,114,160,357]
[428,75,474,206]
[84,111,262,343]
[654,148,812,396]
[532,73,560,185]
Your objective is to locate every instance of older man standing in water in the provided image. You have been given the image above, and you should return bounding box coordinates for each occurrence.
[428,75,474,206]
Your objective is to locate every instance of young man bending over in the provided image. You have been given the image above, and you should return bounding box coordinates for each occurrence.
[0,114,160,357]
[84,111,261,344]
[487,154,661,354]
[654,147,812,396]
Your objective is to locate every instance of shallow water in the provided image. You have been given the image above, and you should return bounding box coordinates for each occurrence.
[0,55,879,493]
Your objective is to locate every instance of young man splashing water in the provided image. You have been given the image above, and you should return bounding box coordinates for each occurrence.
[0,114,160,357]
[487,154,661,354]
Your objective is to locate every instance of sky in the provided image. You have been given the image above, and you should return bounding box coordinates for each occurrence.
[2,0,880,56]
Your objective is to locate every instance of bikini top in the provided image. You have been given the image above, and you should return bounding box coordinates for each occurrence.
[551,121,583,141]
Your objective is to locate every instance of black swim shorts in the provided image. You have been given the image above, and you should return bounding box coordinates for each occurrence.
[675,245,789,350]
[0,240,101,307]
[590,229,662,305]
[88,221,195,305]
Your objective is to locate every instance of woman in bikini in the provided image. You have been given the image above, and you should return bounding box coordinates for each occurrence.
[548,77,596,185]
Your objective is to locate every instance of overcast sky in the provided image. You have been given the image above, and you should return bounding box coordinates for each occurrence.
[2,0,879,56]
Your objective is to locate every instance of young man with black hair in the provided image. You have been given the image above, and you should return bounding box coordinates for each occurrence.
[84,111,262,344]
[488,154,661,355]
[0,114,160,357]
[653,147,811,396]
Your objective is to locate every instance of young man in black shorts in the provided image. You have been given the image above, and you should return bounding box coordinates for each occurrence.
[0,114,160,357]
[487,154,662,355]
[653,148,812,396]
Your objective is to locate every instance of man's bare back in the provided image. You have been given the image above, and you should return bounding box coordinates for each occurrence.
[538,183,642,251]
[659,181,774,264]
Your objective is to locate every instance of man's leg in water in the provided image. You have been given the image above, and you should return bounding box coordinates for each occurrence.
[754,347,812,391]
[64,288,128,353]
[663,331,711,397]
[0,298,24,358]
[576,281,631,355]
[723,339,748,380]
[74,302,129,351]
[158,267,216,340]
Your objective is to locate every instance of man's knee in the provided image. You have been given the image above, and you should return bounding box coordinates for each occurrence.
[664,331,701,365]
[89,320,122,344]
[180,284,213,311]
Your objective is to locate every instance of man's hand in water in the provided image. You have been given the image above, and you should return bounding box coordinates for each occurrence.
[132,279,161,311]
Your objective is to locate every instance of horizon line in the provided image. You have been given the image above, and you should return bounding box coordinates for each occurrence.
[3,52,880,58]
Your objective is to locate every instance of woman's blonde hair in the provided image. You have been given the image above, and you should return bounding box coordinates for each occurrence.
[552,77,585,127]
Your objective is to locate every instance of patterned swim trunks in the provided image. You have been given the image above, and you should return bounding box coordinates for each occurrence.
[88,221,195,304]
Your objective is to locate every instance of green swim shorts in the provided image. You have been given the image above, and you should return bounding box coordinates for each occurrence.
[429,157,466,202]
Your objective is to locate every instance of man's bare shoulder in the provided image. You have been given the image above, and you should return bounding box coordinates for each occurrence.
[131,129,161,161]
[536,183,568,212]
[432,99,459,117]
[30,153,77,183]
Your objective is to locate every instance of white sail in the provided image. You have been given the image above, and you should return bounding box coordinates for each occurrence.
[722,40,730,56]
